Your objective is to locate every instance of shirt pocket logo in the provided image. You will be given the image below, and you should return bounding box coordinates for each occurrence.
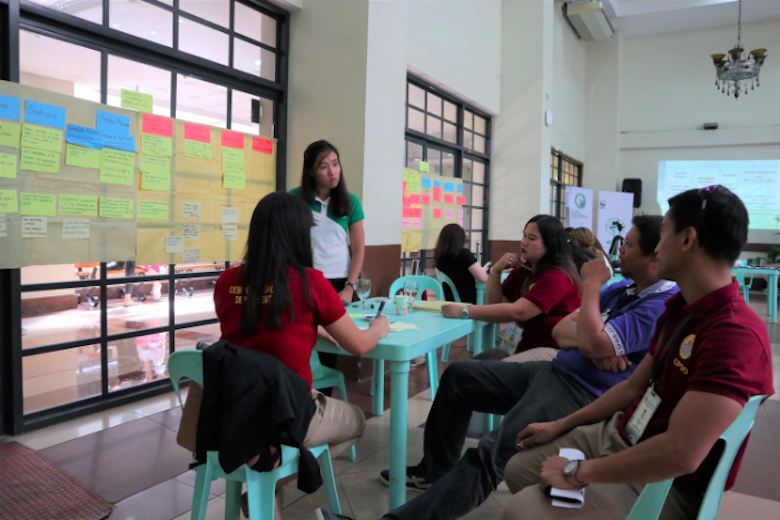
[679,334,695,360]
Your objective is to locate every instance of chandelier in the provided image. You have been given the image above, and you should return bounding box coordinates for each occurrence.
[710,0,767,99]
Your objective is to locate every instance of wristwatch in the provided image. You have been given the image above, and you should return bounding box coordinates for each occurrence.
[563,460,587,490]
[460,306,470,319]
[345,281,357,291]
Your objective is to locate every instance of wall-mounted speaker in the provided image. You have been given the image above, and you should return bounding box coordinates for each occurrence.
[622,178,642,208]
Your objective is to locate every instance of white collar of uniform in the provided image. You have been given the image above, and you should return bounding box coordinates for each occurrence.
[315,196,330,214]
[629,279,676,298]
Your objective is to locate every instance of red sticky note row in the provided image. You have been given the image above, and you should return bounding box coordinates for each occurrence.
[422,195,430,205]
[142,113,173,137]
[252,136,273,154]
[412,208,422,218]
[410,194,421,204]
[403,208,412,218]
[222,130,245,149]
[184,122,210,143]
[403,181,407,194]
[457,196,466,205]
[433,187,441,202]
[444,194,454,204]
[403,196,411,208]
[433,208,442,218]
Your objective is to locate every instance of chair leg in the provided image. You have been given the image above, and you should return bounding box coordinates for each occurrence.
[494,415,503,428]
[335,377,357,462]
[481,413,494,435]
[246,470,276,520]
[466,332,475,353]
[224,480,243,520]
[190,463,214,520]
[441,343,451,363]
[319,446,342,515]
[373,359,384,416]
[426,351,438,399]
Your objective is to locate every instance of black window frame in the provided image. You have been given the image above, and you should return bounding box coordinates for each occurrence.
[549,148,583,221]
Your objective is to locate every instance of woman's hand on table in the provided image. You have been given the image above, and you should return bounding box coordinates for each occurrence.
[338,285,354,306]
[441,304,465,319]
[369,315,390,338]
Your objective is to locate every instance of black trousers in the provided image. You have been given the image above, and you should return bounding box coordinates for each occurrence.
[318,277,348,396]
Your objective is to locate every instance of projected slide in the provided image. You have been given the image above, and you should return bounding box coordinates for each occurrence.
[657,160,780,229]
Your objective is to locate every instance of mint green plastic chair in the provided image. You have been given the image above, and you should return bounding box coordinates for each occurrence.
[625,394,767,520]
[169,350,342,520]
[435,269,464,362]
[735,271,754,304]
[310,351,356,462]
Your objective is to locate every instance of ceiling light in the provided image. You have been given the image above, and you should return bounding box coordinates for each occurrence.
[711,0,767,99]
[254,60,262,65]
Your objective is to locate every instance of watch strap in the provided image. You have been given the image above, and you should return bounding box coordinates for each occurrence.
[345,281,357,290]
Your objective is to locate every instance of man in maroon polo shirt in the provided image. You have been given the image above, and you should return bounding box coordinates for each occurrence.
[498,186,774,520]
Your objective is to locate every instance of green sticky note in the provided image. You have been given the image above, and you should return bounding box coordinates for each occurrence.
[21,124,63,153]
[59,194,98,216]
[100,148,135,186]
[99,197,134,219]
[0,189,18,213]
[140,154,170,191]
[137,199,168,220]
[66,144,101,169]
[419,161,430,173]
[121,89,154,113]
[0,122,21,148]
[21,148,60,174]
[142,134,172,157]
[0,153,17,178]
[20,192,57,216]
[222,147,246,190]
[407,170,421,191]
[185,139,211,160]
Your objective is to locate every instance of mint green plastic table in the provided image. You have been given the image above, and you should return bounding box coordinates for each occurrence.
[731,267,777,322]
[314,299,487,509]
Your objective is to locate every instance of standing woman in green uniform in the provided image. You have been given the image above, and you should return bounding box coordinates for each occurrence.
[291,140,365,393]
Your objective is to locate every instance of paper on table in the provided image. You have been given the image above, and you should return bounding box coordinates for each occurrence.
[66,145,101,169]
[21,216,47,238]
[0,121,21,148]
[0,153,16,178]
[62,218,90,239]
[348,313,364,318]
[389,322,419,332]
[412,301,471,312]
[550,449,586,509]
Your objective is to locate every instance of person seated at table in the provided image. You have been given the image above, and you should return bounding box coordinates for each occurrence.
[314,215,677,520]
[571,227,613,277]
[183,192,389,519]
[435,223,488,304]
[498,186,773,520]
[569,240,597,275]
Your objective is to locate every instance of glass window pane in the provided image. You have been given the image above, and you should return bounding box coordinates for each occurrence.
[175,323,221,351]
[180,0,229,27]
[462,159,472,182]
[426,92,442,117]
[474,115,487,135]
[472,184,484,207]
[106,279,169,335]
[406,141,422,168]
[407,107,424,133]
[408,84,425,109]
[110,1,173,47]
[108,332,170,392]
[23,345,102,414]
[177,74,228,128]
[232,90,274,137]
[174,274,219,325]
[180,19,228,66]
[461,207,471,230]
[107,55,172,116]
[235,2,277,48]
[472,208,484,230]
[234,39,275,81]
[443,122,457,143]
[427,149,441,175]
[463,130,473,150]
[442,152,455,178]
[444,100,457,122]
[22,289,101,350]
[464,110,473,130]
[474,134,485,154]
[20,31,101,103]
[426,115,441,139]
[27,0,102,23]
[472,161,485,184]
[469,232,482,257]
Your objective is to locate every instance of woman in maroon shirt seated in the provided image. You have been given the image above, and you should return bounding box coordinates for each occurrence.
[443,214,582,362]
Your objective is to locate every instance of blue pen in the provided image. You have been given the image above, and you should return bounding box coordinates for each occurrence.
[375,300,386,318]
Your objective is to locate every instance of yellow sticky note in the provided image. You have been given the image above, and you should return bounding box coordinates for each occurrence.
[0,122,21,148]
[407,170,421,191]
[185,139,211,160]
[20,148,60,174]
[142,134,172,157]
[419,161,430,173]
[0,189,18,213]
[99,197,134,219]
[100,148,135,186]
[20,192,57,217]
[66,144,101,169]
[137,199,168,220]
[121,89,154,113]
[59,194,98,216]
[140,154,171,192]
[0,153,17,178]
[21,124,63,153]
[222,147,246,190]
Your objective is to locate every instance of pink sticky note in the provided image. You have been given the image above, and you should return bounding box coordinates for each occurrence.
[444,194,454,204]
[421,195,430,205]
[142,113,173,137]
[184,122,211,143]
[458,220,463,227]
[403,208,412,218]
[410,194,421,204]
[446,210,453,219]
[252,136,273,154]
[221,130,245,149]
[433,208,442,218]
[412,208,423,218]
[457,196,466,205]
[413,219,420,229]
[402,218,410,229]
[403,196,411,208]
[433,187,441,202]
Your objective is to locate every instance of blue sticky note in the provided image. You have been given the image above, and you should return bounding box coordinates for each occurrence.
[96,110,130,136]
[0,95,20,121]
[101,132,136,152]
[66,125,102,149]
[25,100,67,130]
[443,182,455,192]
[457,184,463,193]
[421,177,432,189]
[433,180,442,188]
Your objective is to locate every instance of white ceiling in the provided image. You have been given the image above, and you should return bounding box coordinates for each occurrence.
[599,0,780,37]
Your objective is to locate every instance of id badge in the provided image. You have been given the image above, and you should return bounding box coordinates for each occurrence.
[500,323,524,355]
[624,385,662,445]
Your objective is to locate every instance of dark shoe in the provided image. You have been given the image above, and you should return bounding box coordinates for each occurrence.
[378,466,432,491]
[315,509,354,520]
[240,492,248,518]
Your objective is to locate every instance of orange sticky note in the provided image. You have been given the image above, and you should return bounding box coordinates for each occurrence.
[142,113,173,137]
[221,130,244,149]
[410,194,421,204]
[412,208,422,218]
[433,208,442,218]
[457,196,466,205]
[252,136,273,154]
[422,195,430,205]
[444,194,454,204]
[433,187,441,202]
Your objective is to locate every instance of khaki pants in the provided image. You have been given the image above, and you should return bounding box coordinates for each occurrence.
[500,413,702,520]
[474,346,559,363]
[304,390,366,458]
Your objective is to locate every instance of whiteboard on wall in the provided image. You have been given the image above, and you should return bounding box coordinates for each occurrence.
[566,187,593,230]
[596,191,634,254]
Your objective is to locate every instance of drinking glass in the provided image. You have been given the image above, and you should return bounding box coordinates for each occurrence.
[356,278,372,309]
[403,281,419,313]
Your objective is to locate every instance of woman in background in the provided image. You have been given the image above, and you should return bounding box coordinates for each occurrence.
[570,227,613,277]
[434,223,488,303]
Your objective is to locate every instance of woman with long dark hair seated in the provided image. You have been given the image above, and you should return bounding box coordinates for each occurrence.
[442,215,582,363]
[434,223,488,304]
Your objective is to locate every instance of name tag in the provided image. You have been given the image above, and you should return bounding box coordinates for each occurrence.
[624,385,662,445]
[500,323,524,355]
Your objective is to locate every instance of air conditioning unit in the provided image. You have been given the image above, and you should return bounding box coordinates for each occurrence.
[566,1,614,41]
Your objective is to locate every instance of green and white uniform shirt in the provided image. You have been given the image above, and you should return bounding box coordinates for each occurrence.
[290,187,364,279]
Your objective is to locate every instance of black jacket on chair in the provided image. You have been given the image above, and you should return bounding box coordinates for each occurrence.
[195,340,321,493]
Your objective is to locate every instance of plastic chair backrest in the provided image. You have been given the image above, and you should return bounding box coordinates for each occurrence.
[388,276,443,302]
[501,271,510,283]
[310,350,328,379]
[735,270,753,289]
[435,269,462,303]
[168,350,204,408]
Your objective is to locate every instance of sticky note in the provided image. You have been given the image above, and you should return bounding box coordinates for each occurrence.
[420,161,430,173]
[142,134,172,157]
[458,220,463,227]
[403,196,411,208]
[183,247,200,264]
[140,154,171,191]
[433,208,442,218]
[0,214,6,236]
[407,170,421,191]
[402,208,412,218]
[183,224,201,240]
[222,147,246,190]
[25,100,66,130]
[96,110,130,135]
[402,218,410,229]
[252,136,273,154]
[21,216,47,238]
[166,236,184,254]
[184,123,211,143]
[457,196,466,205]
[185,139,211,160]
[458,209,463,218]
[222,224,238,241]
[410,194,421,204]
[20,193,56,216]
[0,190,18,213]
[142,113,173,137]
[0,121,21,148]
[182,202,201,219]
[446,210,453,219]
[457,184,463,193]
[444,182,455,192]
[101,131,136,153]
[137,199,168,220]
[412,207,422,218]
[21,124,62,153]
[221,130,244,149]
[403,181,407,194]
[422,195,430,205]
[100,148,135,186]
[99,197,134,219]
[121,89,153,113]
[421,177,432,189]
[66,145,101,169]
[59,194,98,216]
[21,148,60,174]
[0,95,20,121]
[433,179,441,188]
[444,194,454,204]
[433,187,441,202]
[65,125,102,149]
[0,153,16,178]
[222,207,239,223]
[413,219,420,229]
[62,218,90,239]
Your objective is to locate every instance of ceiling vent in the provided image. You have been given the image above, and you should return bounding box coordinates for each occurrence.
[566,1,614,41]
